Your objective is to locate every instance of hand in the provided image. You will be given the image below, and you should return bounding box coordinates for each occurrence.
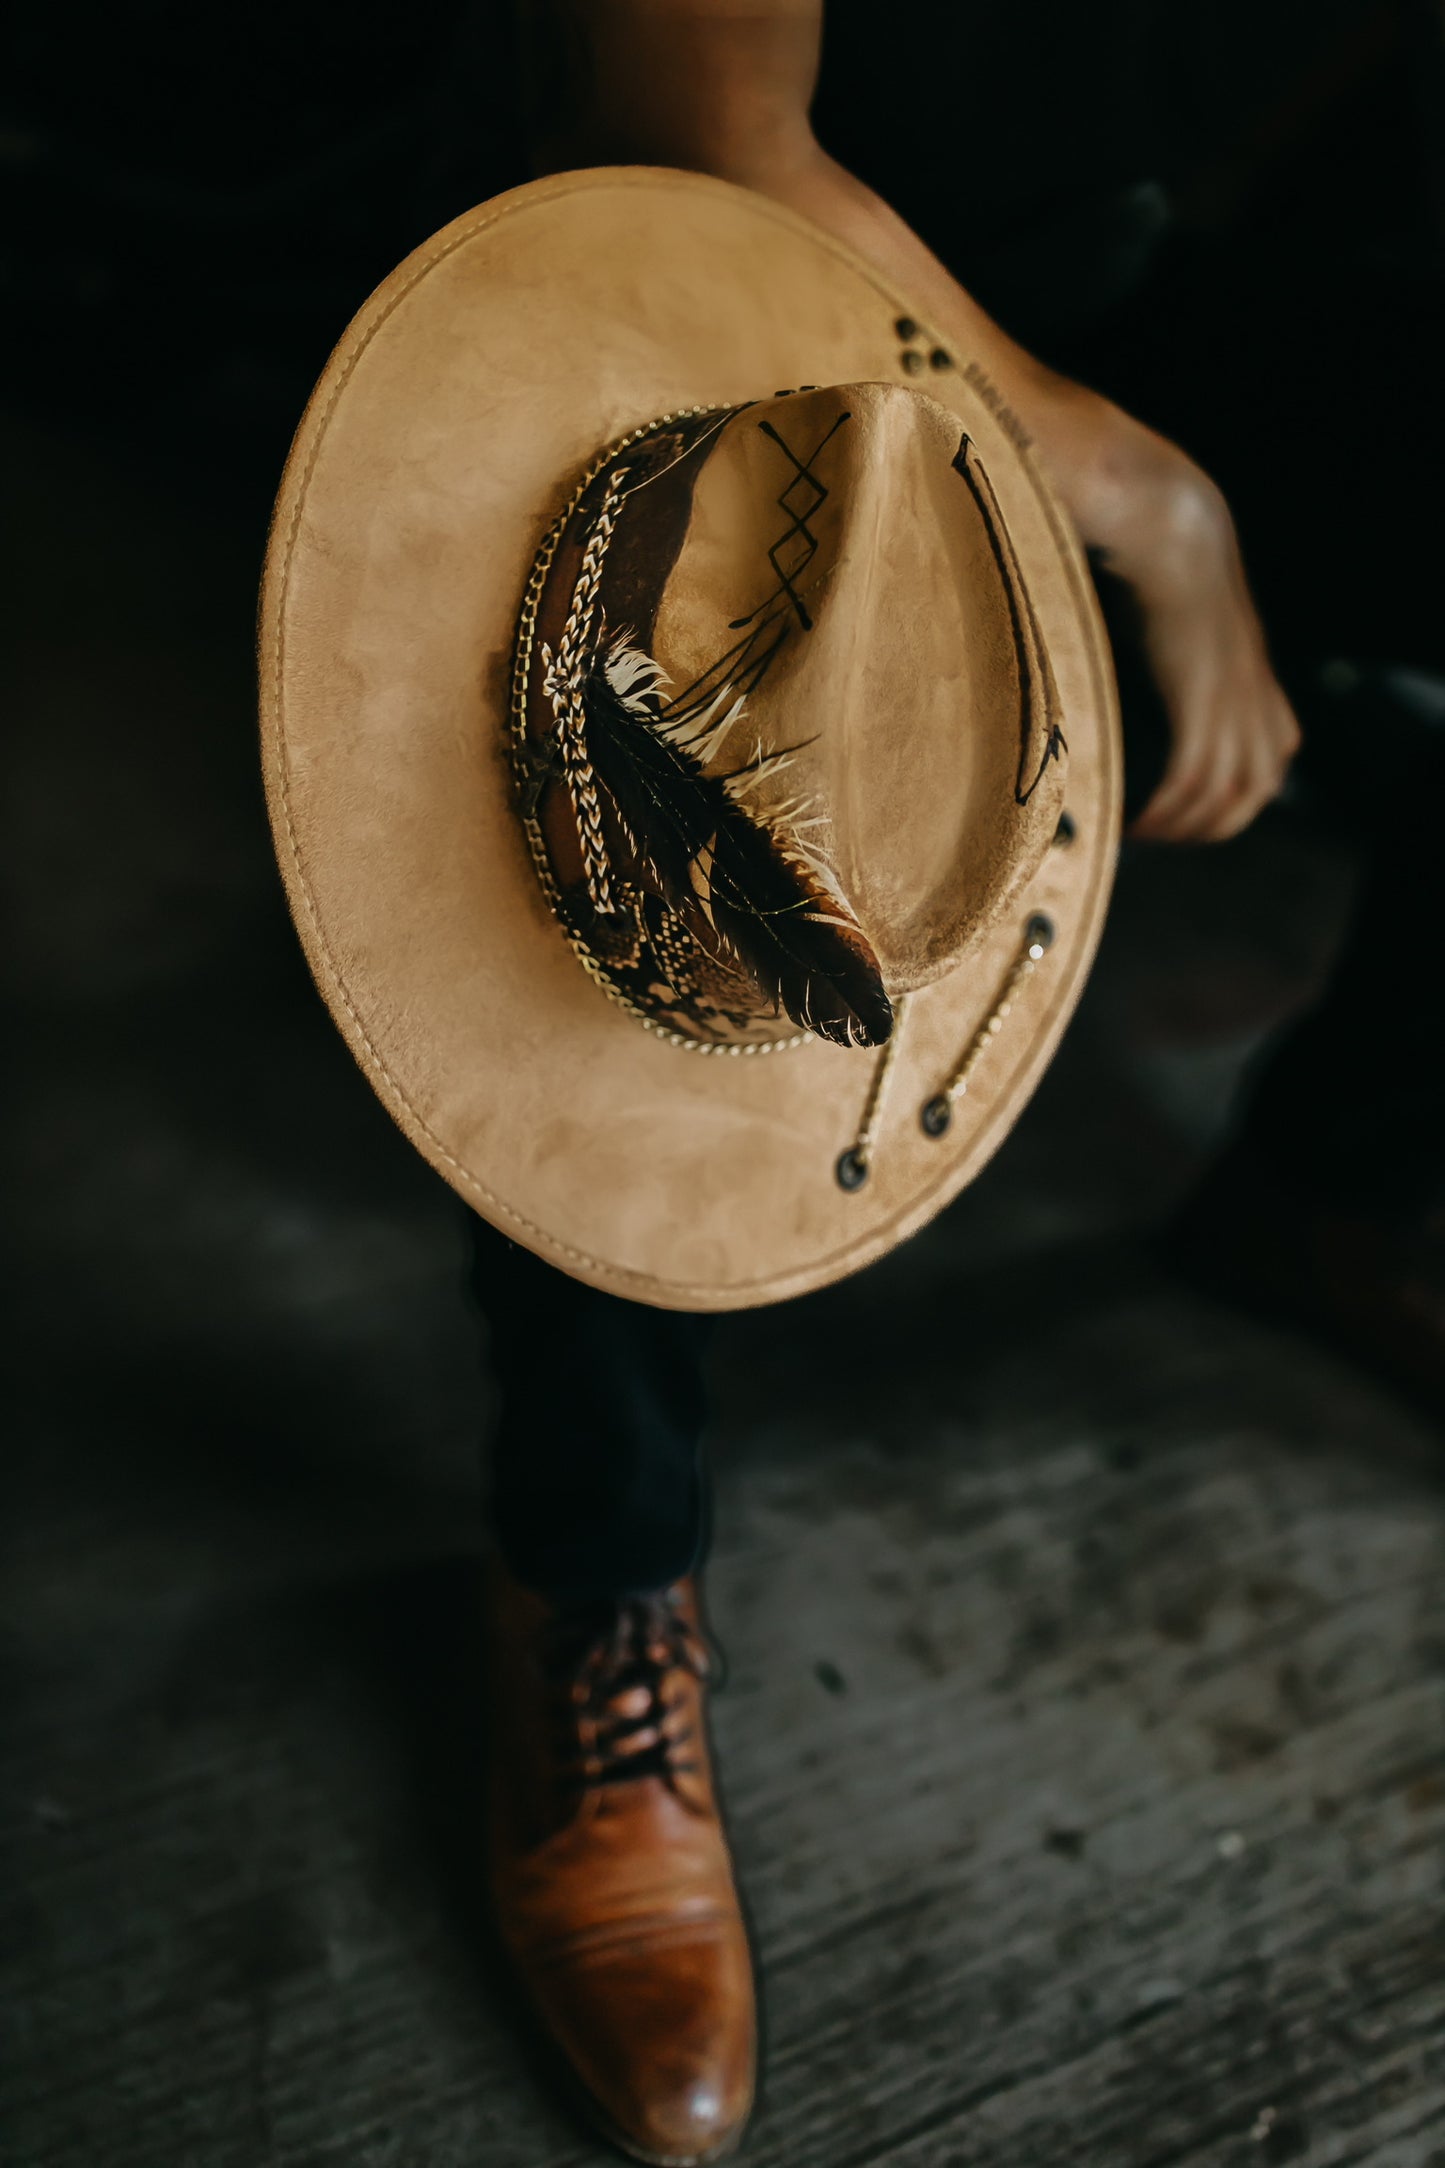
[1045,402,1302,844]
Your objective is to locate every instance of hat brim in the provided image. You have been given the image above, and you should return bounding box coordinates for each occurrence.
[260,167,1121,1311]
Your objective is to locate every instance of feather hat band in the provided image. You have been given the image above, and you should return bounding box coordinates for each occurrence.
[261,169,1121,1309]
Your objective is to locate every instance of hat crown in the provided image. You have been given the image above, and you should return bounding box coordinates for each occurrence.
[518,381,1067,1049]
[654,383,1066,991]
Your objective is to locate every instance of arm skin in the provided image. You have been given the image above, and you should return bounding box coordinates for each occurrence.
[521,0,1301,843]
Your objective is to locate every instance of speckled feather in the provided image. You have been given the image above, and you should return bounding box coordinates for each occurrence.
[583,636,892,1048]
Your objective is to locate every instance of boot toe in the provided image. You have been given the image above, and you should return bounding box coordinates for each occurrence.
[534,1921,755,2164]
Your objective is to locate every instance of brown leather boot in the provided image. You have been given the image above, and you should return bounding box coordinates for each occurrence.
[486,1568,756,2165]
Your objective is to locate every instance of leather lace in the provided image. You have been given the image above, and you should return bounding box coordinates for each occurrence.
[543,1593,715,1794]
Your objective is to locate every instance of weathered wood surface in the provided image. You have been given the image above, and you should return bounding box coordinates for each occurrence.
[3,423,1443,2168]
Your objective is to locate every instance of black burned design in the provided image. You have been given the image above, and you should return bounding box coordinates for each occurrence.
[730,411,851,634]
[952,435,1068,804]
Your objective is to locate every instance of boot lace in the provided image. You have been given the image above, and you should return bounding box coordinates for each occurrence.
[542,1591,716,1794]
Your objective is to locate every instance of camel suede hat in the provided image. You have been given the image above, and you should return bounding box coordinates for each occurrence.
[260,167,1121,1310]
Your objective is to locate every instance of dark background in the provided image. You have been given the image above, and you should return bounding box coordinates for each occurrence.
[6,0,1443,647]
[4,6,1444,2165]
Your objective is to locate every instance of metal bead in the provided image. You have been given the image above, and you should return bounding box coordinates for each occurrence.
[835,1148,870,1192]
[920,1095,952,1139]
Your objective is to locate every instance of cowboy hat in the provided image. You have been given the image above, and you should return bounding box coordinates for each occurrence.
[260,167,1120,1309]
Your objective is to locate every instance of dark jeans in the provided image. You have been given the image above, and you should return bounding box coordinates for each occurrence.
[1106,591,1445,1225]
[476,655,1445,1600]
[1235,666,1445,1222]
[470,1223,714,1599]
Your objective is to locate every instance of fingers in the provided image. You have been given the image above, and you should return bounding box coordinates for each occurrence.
[1129,682,1300,846]
[1071,423,1302,846]
[1129,745,1220,841]
[1128,742,1296,843]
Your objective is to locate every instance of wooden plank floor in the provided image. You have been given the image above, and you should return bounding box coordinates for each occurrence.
[3,418,1442,2168]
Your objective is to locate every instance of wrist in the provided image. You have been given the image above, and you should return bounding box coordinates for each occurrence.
[1016,383,1146,542]
[1026,394,1225,572]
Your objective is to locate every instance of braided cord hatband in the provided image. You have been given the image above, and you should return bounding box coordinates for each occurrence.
[510,406,809,1057]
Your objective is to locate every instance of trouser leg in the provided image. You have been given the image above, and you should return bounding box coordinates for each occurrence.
[467,1215,715,1600]
[1232,665,1445,1220]
[1098,547,1444,1225]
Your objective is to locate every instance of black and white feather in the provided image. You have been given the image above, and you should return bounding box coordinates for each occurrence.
[578,628,892,1049]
